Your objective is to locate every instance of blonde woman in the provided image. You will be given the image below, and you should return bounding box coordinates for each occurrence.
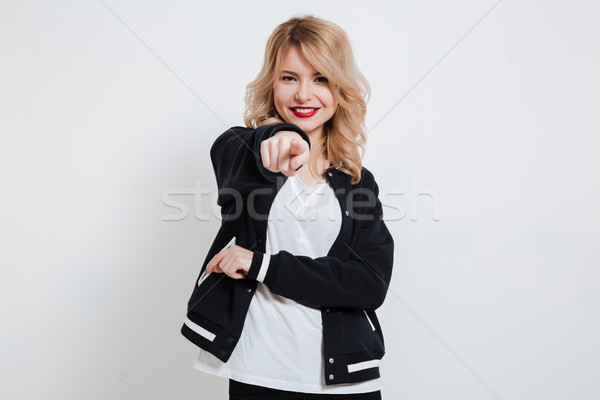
[182,15,394,400]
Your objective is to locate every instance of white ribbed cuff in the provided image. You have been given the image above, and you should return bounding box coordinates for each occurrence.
[256,254,271,283]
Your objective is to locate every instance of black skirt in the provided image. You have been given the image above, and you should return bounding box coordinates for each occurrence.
[229,379,382,400]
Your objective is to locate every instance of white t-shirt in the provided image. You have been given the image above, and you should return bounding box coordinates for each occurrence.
[194,173,381,394]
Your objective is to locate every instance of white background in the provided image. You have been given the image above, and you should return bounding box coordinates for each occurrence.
[1,1,599,399]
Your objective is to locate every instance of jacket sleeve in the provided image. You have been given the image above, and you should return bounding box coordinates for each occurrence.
[245,171,395,310]
[210,123,311,208]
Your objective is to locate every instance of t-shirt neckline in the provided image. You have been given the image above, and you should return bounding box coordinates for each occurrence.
[293,174,326,190]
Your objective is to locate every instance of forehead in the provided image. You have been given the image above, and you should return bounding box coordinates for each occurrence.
[280,45,318,73]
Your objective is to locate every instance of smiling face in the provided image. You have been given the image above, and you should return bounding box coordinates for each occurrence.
[273,45,338,140]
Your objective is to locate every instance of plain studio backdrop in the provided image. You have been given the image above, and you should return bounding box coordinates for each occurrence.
[1,1,599,399]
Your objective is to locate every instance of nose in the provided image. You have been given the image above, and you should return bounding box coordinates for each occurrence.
[294,81,312,103]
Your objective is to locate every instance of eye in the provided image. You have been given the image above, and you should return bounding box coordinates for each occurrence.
[281,76,295,81]
[315,76,329,83]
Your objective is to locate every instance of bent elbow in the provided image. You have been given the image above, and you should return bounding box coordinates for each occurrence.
[364,278,391,310]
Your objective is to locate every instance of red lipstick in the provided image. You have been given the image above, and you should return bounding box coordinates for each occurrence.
[290,107,319,118]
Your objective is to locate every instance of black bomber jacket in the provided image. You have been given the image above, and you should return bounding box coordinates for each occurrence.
[181,122,395,386]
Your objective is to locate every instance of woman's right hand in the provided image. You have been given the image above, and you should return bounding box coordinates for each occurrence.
[260,130,310,176]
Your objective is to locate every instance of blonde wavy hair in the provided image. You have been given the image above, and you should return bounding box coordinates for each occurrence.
[243,15,370,185]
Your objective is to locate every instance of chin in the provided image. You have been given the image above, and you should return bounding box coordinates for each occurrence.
[288,119,316,131]
[297,123,318,134]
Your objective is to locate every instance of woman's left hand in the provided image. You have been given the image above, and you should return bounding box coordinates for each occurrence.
[205,245,253,279]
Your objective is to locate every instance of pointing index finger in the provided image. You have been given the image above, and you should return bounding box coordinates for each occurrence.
[289,138,306,156]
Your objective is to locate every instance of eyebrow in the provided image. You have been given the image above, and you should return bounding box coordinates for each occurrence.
[281,70,323,77]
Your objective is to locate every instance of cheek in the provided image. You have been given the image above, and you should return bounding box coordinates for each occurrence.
[318,88,336,108]
[324,93,338,119]
[272,95,284,114]
[330,95,339,110]
[273,87,290,108]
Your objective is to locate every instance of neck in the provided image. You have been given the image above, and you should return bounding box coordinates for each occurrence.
[304,127,329,171]
[306,132,321,145]
[306,128,322,147]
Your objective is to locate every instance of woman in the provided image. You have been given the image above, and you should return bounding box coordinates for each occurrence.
[181,15,394,400]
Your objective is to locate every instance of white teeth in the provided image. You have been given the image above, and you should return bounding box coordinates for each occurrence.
[292,108,317,113]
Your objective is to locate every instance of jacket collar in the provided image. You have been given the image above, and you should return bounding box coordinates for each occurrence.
[324,166,351,194]
[273,166,351,195]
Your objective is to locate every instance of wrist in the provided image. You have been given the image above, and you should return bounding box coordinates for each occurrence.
[246,251,271,283]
